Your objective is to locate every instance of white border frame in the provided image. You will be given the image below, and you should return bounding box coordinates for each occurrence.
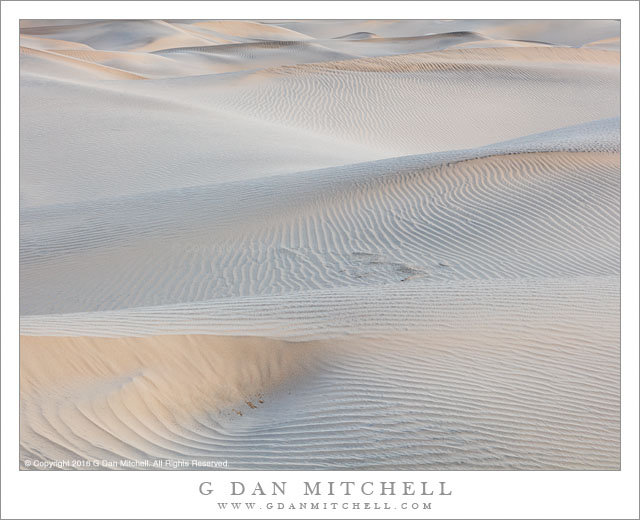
[2,2,638,519]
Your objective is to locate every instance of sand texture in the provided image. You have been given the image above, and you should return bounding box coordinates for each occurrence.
[20,19,620,470]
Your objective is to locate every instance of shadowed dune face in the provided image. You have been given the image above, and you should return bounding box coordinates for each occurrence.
[19,19,620,470]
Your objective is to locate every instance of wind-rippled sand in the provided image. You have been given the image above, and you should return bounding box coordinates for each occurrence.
[20,19,620,470]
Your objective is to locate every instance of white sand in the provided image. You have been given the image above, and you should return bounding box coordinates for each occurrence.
[20,19,620,470]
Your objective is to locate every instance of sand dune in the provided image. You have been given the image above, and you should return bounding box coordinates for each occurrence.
[44,48,202,79]
[267,19,620,45]
[20,19,620,470]
[20,275,618,341]
[298,32,493,57]
[20,148,619,314]
[20,20,224,52]
[583,36,621,51]
[334,31,380,40]
[153,41,360,74]
[20,118,619,314]
[128,47,619,154]
[19,34,95,51]
[20,46,147,80]
[21,334,321,467]
[21,284,619,470]
[20,45,618,207]
[190,20,314,42]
